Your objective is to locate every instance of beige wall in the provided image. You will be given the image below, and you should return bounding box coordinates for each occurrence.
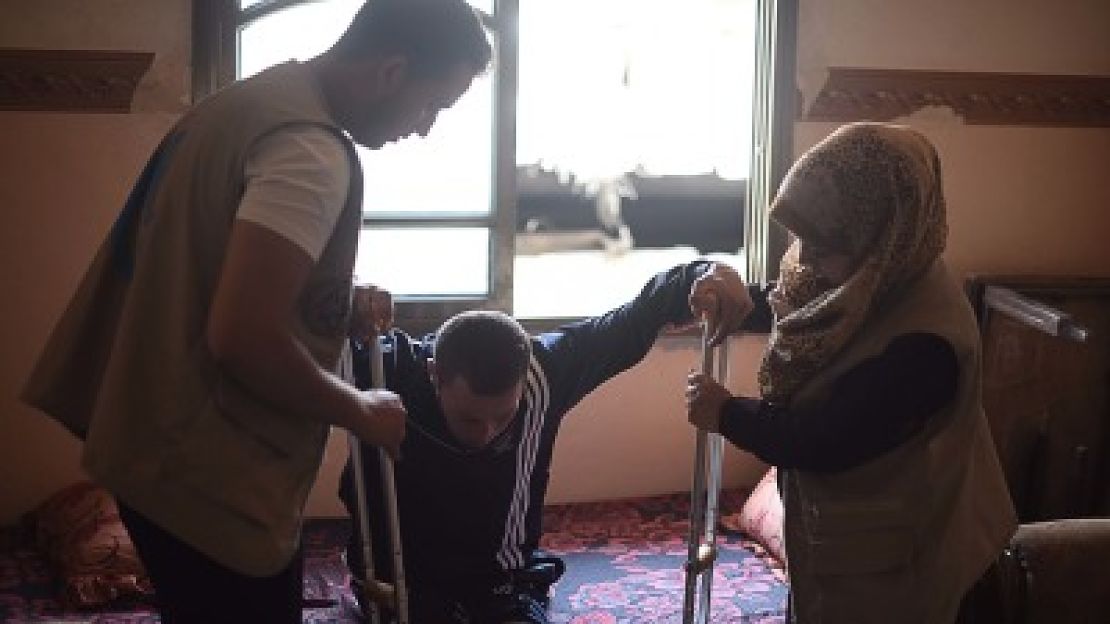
[0,113,179,522]
[4,0,1110,523]
[0,0,191,114]
[796,0,1110,102]
[795,0,1110,279]
[0,0,189,524]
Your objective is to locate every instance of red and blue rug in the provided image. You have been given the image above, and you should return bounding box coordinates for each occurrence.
[1,492,786,623]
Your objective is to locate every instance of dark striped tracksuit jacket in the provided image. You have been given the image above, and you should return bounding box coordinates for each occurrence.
[339,261,770,605]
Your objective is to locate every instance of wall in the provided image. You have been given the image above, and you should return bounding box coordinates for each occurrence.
[795,0,1110,279]
[547,0,1110,509]
[4,0,1109,524]
[0,0,767,523]
[0,0,189,524]
[0,0,191,113]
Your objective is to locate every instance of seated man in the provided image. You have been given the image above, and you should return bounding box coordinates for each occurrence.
[340,260,772,623]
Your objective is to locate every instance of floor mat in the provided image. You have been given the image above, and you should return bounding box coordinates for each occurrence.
[1,492,786,623]
[541,492,787,623]
[0,520,358,624]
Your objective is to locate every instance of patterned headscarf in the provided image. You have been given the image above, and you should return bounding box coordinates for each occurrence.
[757,123,948,404]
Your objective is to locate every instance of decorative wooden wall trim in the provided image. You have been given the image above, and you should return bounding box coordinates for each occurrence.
[805,68,1110,128]
[0,48,154,113]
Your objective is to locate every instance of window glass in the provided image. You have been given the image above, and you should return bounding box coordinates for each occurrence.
[513,0,756,317]
[355,228,490,297]
[238,0,362,78]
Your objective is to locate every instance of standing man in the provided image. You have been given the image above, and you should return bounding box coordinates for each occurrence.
[21,1,491,622]
[343,261,770,623]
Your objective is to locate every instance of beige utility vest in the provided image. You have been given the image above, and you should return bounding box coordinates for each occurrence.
[781,261,1017,623]
[22,62,364,576]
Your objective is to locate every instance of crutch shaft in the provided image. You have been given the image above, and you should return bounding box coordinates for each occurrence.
[683,429,709,621]
[683,324,727,624]
[378,450,408,622]
[349,433,381,623]
[369,337,410,624]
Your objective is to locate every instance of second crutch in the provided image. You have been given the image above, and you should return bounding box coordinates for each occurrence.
[683,322,729,624]
[347,335,410,624]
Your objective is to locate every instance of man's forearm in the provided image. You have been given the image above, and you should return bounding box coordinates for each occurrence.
[205,220,374,435]
[209,324,365,432]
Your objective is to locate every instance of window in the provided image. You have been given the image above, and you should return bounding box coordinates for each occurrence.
[238,0,498,301]
[193,0,795,331]
[513,0,754,318]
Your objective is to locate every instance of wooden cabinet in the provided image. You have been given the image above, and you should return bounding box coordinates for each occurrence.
[967,276,1110,521]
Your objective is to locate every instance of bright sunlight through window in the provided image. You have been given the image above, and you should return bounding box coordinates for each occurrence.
[238,0,754,317]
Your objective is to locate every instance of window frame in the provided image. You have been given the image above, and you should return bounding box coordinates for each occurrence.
[193,0,795,334]
[351,0,517,335]
[194,0,518,335]
[748,0,797,285]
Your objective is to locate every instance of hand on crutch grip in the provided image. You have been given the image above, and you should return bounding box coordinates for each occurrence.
[348,331,410,624]
[688,263,753,346]
[349,284,405,458]
[350,390,406,459]
[684,312,732,436]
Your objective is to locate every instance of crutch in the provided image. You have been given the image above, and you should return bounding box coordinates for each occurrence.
[347,334,410,624]
[683,321,729,624]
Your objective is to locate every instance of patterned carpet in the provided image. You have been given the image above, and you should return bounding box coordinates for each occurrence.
[542,492,787,623]
[0,492,787,623]
[0,520,359,624]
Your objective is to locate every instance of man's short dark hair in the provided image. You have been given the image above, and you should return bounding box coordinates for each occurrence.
[331,0,492,78]
[433,311,531,395]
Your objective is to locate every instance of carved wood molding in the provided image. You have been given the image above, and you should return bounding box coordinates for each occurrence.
[0,48,154,113]
[805,68,1110,128]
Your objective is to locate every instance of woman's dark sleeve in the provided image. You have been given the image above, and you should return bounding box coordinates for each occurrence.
[741,283,774,333]
[718,332,959,472]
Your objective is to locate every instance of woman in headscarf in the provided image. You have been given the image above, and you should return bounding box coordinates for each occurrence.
[686,123,1016,623]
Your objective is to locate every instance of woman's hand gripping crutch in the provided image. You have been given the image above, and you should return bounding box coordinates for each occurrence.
[347,285,410,624]
[683,264,754,623]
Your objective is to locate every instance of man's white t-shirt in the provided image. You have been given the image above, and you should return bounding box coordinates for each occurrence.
[236,125,353,262]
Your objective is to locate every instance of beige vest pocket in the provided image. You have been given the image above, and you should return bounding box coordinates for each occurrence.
[162,400,317,528]
[213,373,326,459]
